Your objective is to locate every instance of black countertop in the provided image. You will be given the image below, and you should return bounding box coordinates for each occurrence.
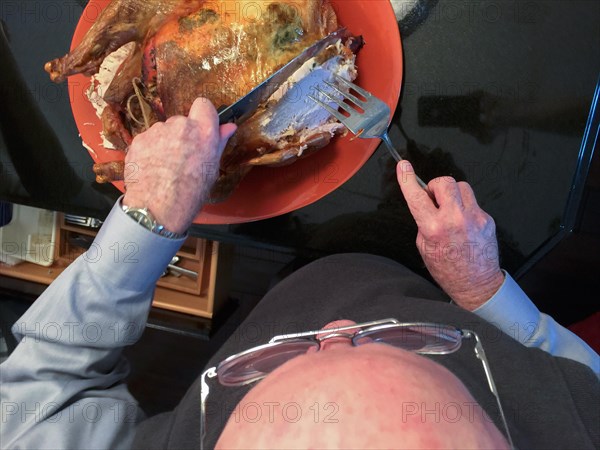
[1,0,598,277]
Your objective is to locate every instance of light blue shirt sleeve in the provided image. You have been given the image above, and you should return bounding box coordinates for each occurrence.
[474,271,600,377]
[0,199,185,449]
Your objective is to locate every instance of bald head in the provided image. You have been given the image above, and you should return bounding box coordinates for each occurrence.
[216,340,509,449]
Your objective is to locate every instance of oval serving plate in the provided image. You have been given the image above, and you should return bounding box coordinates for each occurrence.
[68,0,403,224]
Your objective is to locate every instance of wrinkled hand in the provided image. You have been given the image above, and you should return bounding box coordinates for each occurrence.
[123,98,236,234]
[397,161,504,311]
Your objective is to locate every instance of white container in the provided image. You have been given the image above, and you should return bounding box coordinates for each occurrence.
[0,205,57,267]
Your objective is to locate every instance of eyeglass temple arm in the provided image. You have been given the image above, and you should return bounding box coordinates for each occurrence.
[464,330,515,450]
[200,367,217,450]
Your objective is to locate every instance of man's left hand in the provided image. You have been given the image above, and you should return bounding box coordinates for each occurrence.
[123,98,236,234]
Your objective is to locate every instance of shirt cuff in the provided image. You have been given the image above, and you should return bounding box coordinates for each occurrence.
[473,271,599,377]
[89,196,186,292]
[473,270,541,345]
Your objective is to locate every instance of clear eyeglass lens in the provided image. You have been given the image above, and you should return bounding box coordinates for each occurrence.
[217,340,318,386]
[354,325,462,354]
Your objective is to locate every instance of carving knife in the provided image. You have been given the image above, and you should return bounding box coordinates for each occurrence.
[218,28,347,125]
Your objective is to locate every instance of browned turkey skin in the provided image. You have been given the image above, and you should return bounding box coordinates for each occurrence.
[45,0,207,83]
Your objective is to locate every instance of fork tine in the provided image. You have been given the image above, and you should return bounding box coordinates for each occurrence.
[323,80,367,109]
[333,74,372,99]
[308,94,349,124]
[313,86,356,116]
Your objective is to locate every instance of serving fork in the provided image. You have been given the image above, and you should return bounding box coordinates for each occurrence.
[309,75,428,189]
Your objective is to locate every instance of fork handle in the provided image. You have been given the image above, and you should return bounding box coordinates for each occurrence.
[381,133,429,190]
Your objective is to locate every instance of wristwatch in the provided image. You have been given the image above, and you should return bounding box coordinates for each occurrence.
[122,204,184,239]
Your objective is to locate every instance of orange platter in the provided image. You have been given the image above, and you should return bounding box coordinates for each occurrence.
[69,0,403,224]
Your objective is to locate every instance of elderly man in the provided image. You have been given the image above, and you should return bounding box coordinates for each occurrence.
[1,99,598,449]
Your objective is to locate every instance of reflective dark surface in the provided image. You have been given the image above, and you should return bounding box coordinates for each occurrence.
[1,0,598,276]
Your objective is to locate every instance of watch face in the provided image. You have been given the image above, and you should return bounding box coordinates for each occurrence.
[129,209,153,229]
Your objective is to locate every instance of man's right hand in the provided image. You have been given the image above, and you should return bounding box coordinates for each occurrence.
[396,161,505,311]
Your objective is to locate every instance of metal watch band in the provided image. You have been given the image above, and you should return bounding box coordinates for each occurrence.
[152,222,185,240]
[121,204,184,240]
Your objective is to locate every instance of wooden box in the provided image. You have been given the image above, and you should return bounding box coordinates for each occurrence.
[0,213,231,319]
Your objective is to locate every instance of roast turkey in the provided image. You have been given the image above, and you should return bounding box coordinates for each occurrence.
[45,0,361,201]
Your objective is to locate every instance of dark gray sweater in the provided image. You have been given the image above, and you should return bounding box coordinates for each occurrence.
[133,254,599,449]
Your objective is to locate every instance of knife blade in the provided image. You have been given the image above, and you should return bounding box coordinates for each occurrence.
[218,28,347,125]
